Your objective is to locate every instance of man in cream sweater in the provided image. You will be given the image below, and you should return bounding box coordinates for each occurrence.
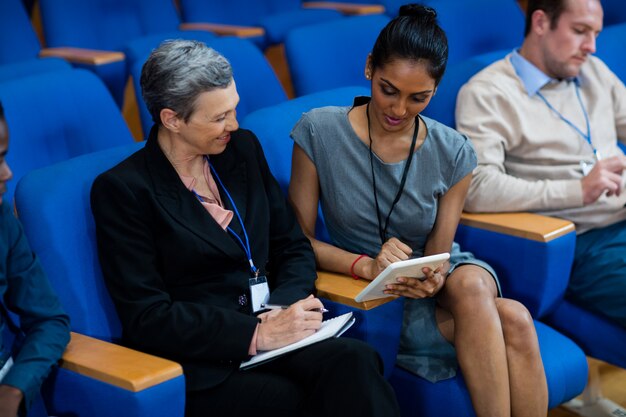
[456,0,626,328]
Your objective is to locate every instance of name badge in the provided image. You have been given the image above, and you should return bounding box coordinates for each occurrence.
[580,160,595,176]
[249,276,270,313]
[0,356,14,383]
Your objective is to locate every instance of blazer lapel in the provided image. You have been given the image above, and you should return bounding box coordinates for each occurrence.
[144,130,243,261]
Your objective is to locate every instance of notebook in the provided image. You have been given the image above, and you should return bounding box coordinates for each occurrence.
[240,312,355,370]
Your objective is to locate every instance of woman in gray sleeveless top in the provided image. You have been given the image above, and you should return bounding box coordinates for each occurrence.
[289,4,548,417]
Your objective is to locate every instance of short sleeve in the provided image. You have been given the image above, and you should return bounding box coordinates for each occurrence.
[290,112,319,166]
[448,137,477,188]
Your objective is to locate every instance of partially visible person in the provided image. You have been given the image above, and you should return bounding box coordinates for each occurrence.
[289,5,547,417]
[91,40,400,417]
[457,0,626,327]
[0,101,70,417]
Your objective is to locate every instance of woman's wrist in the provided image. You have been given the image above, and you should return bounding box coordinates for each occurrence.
[352,255,377,280]
[350,254,369,280]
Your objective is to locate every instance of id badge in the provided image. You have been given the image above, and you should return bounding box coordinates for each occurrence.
[580,160,595,176]
[249,276,270,313]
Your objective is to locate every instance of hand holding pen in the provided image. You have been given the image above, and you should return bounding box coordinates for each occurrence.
[256,295,326,350]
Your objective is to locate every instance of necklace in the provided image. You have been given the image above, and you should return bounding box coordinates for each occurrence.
[366,102,419,244]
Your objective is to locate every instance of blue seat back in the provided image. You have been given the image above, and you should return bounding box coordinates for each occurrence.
[0,69,134,204]
[39,0,181,51]
[14,142,145,341]
[595,22,626,84]
[180,0,273,26]
[242,86,369,242]
[0,0,42,64]
[435,0,524,66]
[0,58,72,82]
[39,0,185,106]
[602,0,626,26]
[126,35,287,138]
[285,14,390,96]
[179,0,342,46]
[242,86,369,189]
[423,49,508,128]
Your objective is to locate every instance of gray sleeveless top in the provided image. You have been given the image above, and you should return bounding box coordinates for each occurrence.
[291,104,477,258]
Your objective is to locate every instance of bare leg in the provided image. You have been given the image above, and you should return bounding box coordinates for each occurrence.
[495,298,548,417]
[436,265,548,417]
[437,265,510,417]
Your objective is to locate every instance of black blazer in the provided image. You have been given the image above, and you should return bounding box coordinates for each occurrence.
[91,127,316,391]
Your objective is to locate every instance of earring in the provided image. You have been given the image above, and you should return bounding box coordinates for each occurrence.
[365,73,371,80]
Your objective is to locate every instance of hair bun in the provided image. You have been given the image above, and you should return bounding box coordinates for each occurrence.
[398,3,437,22]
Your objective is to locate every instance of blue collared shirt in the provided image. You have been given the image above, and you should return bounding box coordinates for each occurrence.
[510,49,579,96]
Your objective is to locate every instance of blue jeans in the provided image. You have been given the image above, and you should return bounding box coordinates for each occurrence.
[569,219,626,328]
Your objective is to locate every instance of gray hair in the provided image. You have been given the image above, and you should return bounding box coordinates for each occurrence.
[140,39,233,126]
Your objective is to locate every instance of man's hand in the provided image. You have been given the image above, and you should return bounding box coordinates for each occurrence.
[0,384,23,417]
[581,156,626,204]
[256,295,324,351]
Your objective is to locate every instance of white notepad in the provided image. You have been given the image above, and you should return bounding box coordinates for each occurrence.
[240,312,355,370]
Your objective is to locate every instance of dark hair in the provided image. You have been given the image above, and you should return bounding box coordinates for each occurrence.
[0,101,4,122]
[524,0,568,36]
[370,4,448,85]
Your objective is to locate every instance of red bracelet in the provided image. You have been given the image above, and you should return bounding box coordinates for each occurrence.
[350,254,368,280]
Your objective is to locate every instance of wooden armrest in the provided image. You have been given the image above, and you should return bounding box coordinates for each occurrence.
[316,270,396,310]
[60,332,182,392]
[179,22,264,38]
[39,47,124,65]
[302,2,385,15]
[460,212,575,243]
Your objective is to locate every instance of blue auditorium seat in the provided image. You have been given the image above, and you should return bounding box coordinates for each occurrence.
[601,0,626,27]
[0,69,133,205]
[595,22,626,84]
[0,0,70,81]
[433,0,524,66]
[14,142,185,417]
[179,0,344,48]
[284,14,390,96]
[38,0,217,107]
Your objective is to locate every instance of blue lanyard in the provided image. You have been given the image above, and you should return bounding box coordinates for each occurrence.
[536,82,595,158]
[192,156,258,277]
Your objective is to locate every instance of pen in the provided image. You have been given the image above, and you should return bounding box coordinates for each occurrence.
[261,303,329,313]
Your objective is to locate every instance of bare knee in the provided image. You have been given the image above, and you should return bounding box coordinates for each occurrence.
[442,265,496,308]
[496,299,538,351]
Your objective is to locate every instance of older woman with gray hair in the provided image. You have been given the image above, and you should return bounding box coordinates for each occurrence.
[90,40,399,417]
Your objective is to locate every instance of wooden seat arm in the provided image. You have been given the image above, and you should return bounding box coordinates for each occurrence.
[302,2,385,15]
[315,270,396,310]
[39,47,124,66]
[60,332,183,392]
[460,212,575,243]
[179,22,265,38]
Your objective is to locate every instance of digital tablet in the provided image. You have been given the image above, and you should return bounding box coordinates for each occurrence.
[354,253,450,302]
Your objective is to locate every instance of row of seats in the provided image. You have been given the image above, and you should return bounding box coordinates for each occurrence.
[2,0,525,109]
[1,1,625,416]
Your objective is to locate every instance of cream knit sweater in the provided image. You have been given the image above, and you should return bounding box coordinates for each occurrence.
[457,53,626,234]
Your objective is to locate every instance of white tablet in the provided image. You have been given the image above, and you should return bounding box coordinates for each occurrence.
[354,253,450,302]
